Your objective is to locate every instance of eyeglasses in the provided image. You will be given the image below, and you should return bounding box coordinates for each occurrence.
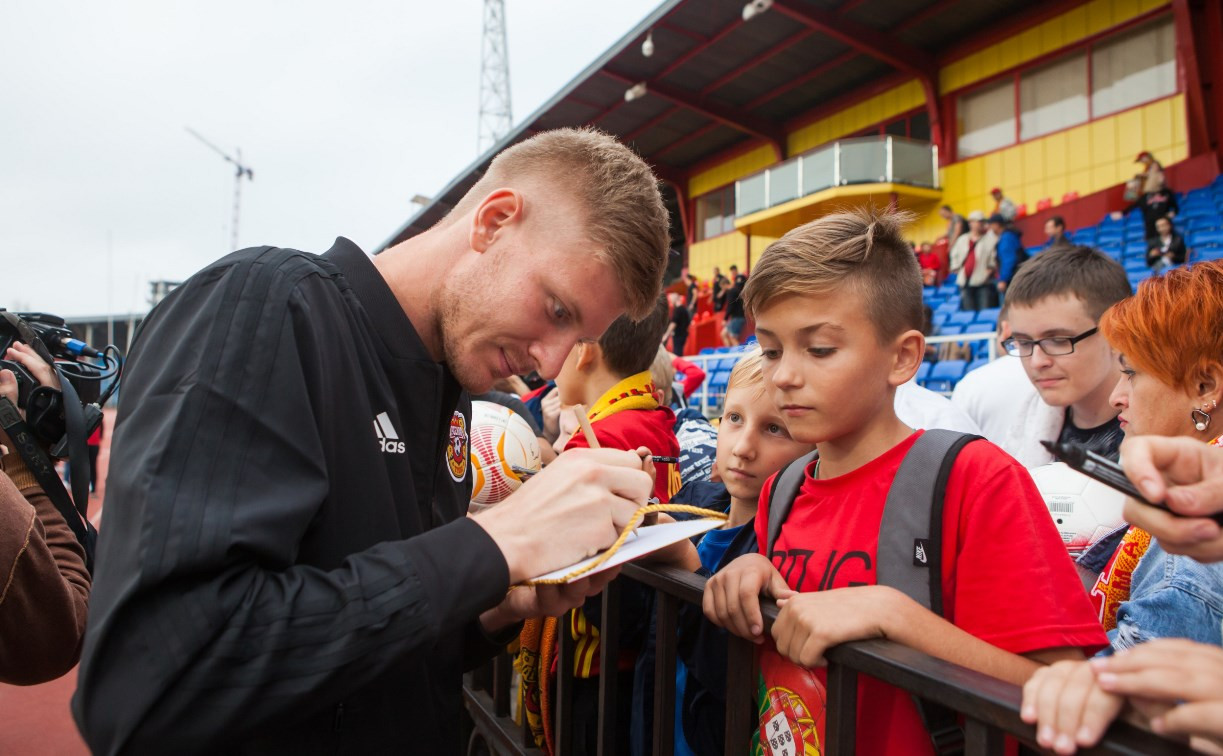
[1002,327,1098,357]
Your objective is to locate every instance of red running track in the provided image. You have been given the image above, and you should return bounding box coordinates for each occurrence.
[0,409,114,755]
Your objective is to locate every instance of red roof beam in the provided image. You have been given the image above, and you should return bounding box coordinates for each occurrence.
[602,69,786,157]
[742,48,857,110]
[698,28,816,97]
[622,105,683,143]
[768,0,937,80]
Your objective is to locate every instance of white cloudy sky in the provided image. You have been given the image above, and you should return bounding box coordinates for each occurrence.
[0,0,660,317]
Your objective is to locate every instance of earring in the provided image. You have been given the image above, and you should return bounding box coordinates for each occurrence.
[1193,403,1215,432]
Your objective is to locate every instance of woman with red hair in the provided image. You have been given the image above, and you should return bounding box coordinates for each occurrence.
[1022,261,1223,754]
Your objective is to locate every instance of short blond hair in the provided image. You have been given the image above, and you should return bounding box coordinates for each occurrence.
[650,345,676,406]
[742,207,922,340]
[726,347,765,395]
[445,128,669,319]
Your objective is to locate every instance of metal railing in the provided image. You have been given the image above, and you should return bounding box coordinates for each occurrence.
[463,564,1191,755]
[735,135,939,218]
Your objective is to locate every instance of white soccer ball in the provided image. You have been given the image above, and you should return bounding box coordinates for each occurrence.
[468,400,542,510]
[1029,462,1128,556]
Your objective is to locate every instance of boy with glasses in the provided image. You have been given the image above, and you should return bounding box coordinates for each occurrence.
[1000,246,1132,466]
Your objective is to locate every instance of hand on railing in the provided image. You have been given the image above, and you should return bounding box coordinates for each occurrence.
[702,553,794,643]
[1021,641,1223,755]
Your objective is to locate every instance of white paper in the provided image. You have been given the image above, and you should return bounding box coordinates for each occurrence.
[527,518,723,583]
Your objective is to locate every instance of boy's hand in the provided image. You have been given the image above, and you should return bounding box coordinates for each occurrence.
[702,553,794,642]
[770,586,893,668]
[1021,659,1123,754]
[1093,639,1223,751]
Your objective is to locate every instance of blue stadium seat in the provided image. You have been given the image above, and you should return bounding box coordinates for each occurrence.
[936,300,960,314]
[966,358,989,374]
[925,360,968,392]
[932,311,951,328]
[1096,230,1124,246]
[964,323,994,334]
[939,324,964,336]
[699,347,716,355]
[1127,271,1148,289]
[975,307,1001,325]
[716,357,739,371]
[915,362,932,384]
[1071,228,1097,245]
[1193,229,1223,247]
[938,282,959,297]
[947,310,976,326]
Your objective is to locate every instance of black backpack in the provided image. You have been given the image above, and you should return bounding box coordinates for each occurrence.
[765,429,983,756]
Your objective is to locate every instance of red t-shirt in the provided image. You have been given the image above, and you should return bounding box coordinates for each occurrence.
[565,406,681,502]
[753,430,1106,756]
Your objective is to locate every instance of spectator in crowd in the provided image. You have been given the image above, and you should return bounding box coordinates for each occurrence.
[721,265,747,347]
[916,241,942,286]
[1146,215,1187,272]
[1045,215,1074,251]
[1021,262,1223,755]
[949,210,999,311]
[1122,178,1179,242]
[711,266,729,312]
[685,273,700,311]
[0,344,91,685]
[951,303,1038,447]
[703,208,1104,755]
[1136,150,1167,195]
[669,351,706,405]
[991,187,1017,222]
[664,292,691,357]
[1001,247,1131,466]
[989,213,1027,294]
[939,204,966,246]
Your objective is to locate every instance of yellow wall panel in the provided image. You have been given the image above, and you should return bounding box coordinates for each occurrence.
[687,233,746,279]
[787,79,923,155]
[1043,134,1068,179]
[1066,125,1092,172]
[934,96,1184,228]
[942,0,1165,95]
[1063,5,1088,41]
[1115,109,1145,163]
[689,144,776,198]
[748,235,778,271]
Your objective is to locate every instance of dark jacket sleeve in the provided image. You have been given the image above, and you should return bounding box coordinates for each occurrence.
[72,256,509,755]
[0,465,90,684]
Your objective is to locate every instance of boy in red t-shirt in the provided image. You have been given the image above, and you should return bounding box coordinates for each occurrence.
[702,208,1107,755]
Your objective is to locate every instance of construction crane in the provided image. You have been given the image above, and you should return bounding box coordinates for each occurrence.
[478,0,512,154]
[186,127,254,251]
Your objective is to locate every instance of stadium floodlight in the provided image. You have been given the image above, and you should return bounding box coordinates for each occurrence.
[624,82,648,102]
[742,0,773,21]
[641,29,654,58]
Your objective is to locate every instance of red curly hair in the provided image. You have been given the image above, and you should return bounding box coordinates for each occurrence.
[1099,261,1223,393]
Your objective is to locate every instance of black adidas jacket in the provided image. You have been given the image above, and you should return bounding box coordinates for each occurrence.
[73,239,513,754]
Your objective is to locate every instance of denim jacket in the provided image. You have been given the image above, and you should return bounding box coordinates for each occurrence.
[1106,540,1223,653]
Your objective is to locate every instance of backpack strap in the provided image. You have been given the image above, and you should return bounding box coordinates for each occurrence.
[878,428,983,756]
[765,450,819,556]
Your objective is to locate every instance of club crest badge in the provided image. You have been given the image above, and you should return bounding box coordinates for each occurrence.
[447,410,469,482]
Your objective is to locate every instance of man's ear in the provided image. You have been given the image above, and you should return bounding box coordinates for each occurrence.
[469,189,523,253]
[890,329,925,387]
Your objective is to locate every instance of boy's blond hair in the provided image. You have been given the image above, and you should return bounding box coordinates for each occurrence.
[650,345,676,406]
[742,207,923,340]
[443,127,670,320]
[726,347,765,395]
